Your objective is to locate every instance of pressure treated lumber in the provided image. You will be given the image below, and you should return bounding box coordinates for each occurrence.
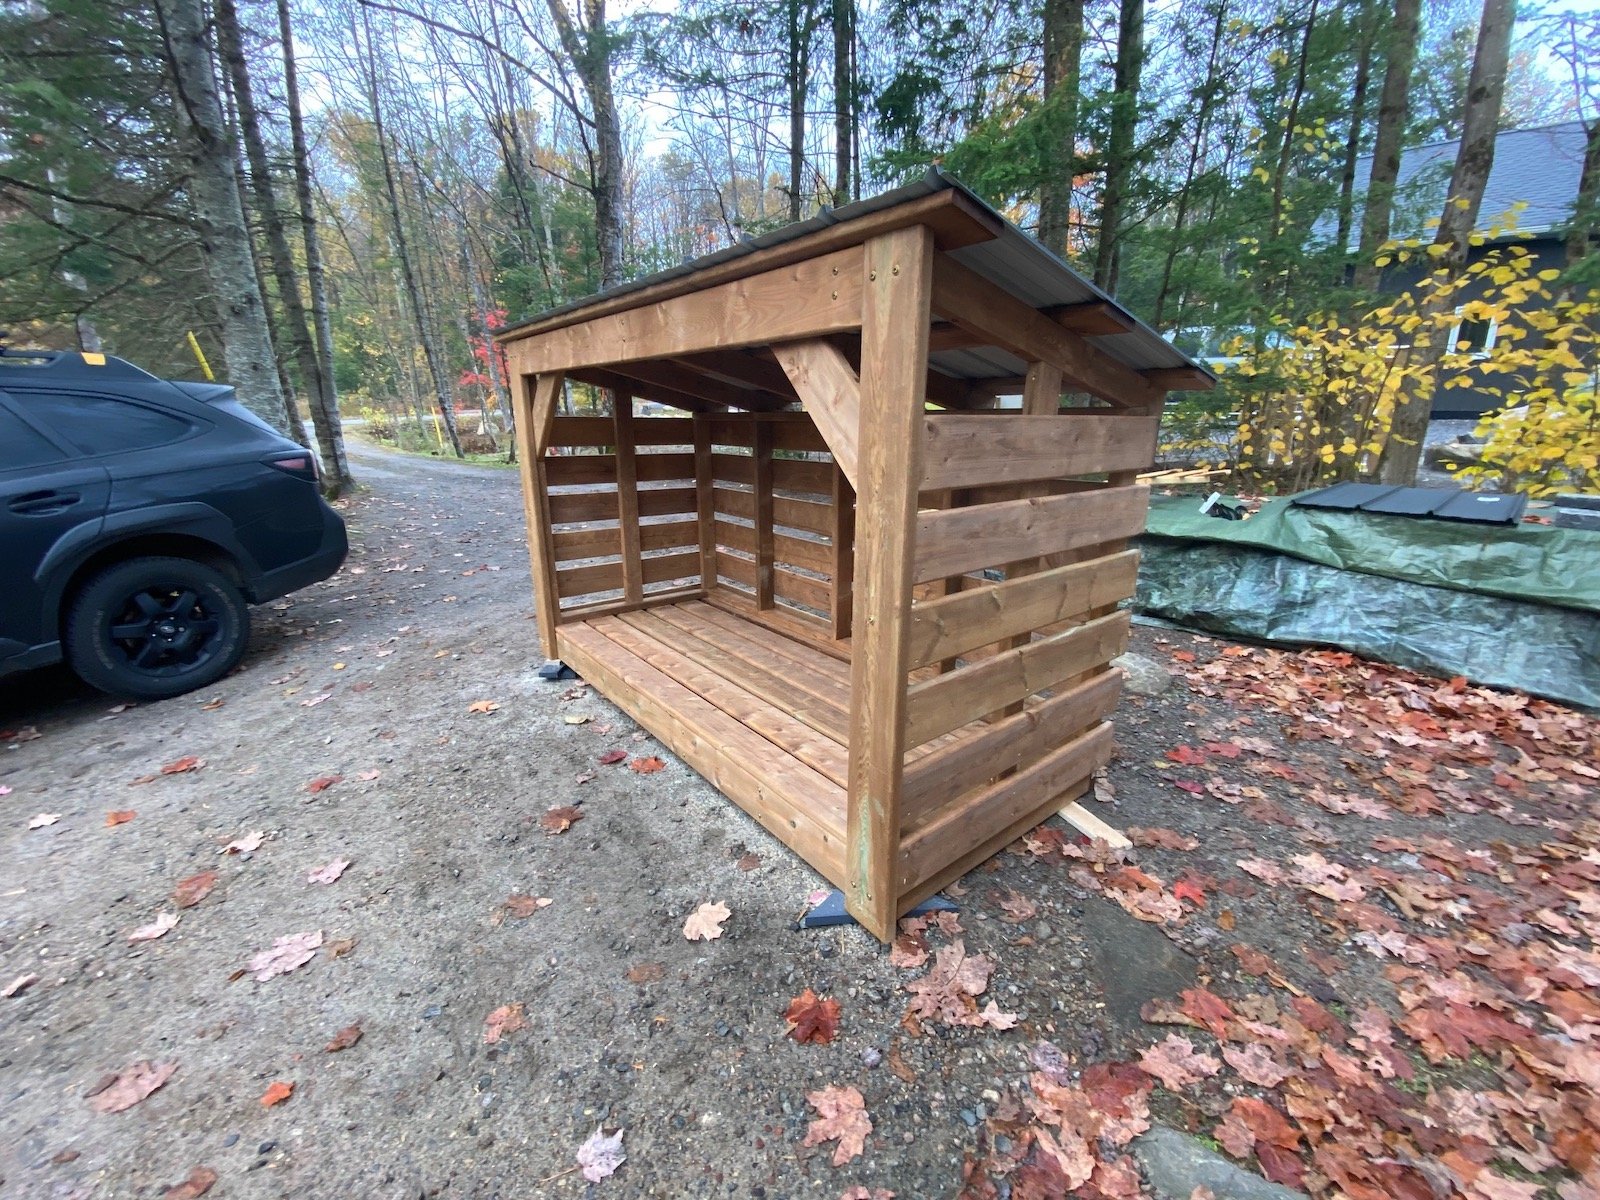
[515,373,565,657]
[912,483,1150,583]
[920,414,1159,491]
[773,340,862,487]
[845,224,933,939]
[517,247,866,374]
[930,255,1163,409]
[903,611,1130,748]
[906,549,1139,668]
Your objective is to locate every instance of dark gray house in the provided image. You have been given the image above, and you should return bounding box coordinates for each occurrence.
[1346,120,1590,418]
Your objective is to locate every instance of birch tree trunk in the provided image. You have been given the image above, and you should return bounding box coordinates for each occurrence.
[217,0,352,493]
[360,8,463,458]
[153,0,293,437]
[1037,0,1084,258]
[1352,0,1421,290]
[1093,0,1144,292]
[276,0,351,492]
[1379,0,1515,485]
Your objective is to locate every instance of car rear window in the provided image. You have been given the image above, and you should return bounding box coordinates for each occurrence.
[11,390,194,457]
[0,401,69,470]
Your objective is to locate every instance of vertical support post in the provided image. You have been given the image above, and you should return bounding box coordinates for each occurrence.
[512,370,565,659]
[845,224,934,939]
[693,414,717,594]
[829,461,855,640]
[752,417,775,609]
[613,392,644,605]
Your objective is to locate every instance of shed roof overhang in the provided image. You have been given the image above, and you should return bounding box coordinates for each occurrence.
[495,169,1213,413]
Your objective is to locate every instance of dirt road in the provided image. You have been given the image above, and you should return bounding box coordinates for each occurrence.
[5,438,1593,1200]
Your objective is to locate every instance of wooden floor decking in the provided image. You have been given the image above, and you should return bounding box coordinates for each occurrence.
[556,600,854,888]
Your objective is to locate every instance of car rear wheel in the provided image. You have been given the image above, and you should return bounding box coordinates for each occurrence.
[65,556,249,699]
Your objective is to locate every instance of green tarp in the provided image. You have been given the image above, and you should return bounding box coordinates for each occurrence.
[1145,495,1600,615]
[1137,495,1600,710]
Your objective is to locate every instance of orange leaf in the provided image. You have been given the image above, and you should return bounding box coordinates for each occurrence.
[161,756,205,775]
[628,755,666,774]
[784,988,842,1045]
[324,1023,363,1053]
[105,810,137,827]
[172,870,219,909]
[306,775,342,794]
[259,1080,294,1107]
[540,805,583,835]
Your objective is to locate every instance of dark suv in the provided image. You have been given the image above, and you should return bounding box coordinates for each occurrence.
[0,348,347,699]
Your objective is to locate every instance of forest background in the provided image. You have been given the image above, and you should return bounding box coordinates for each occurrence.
[0,0,1596,493]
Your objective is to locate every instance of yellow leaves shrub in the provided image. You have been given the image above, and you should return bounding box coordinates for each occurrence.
[1195,236,1598,495]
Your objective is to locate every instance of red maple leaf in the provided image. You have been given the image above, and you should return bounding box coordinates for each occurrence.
[784,988,841,1045]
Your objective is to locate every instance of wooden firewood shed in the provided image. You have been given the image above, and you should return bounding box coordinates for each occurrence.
[495,170,1212,942]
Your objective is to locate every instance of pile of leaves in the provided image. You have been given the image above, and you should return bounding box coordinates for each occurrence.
[956,641,1600,1200]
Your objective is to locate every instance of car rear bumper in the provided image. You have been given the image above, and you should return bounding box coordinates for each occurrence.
[248,504,348,604]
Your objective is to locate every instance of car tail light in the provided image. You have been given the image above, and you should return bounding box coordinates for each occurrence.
[265,452,320,482]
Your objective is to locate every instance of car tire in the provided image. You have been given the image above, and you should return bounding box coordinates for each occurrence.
[64,556,250,700]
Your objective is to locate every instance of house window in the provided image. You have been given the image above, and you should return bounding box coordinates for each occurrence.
[1448,307,1498,356]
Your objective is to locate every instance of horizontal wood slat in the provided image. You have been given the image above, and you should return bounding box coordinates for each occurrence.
[774,566,831,614]
[921,415,1158,490]
[552,519,699,563]
[775,530,832,573]
[549,485,697,524]
[906,549,1140,668]
[903,610,1130,748]
[901,670,1122,814]
[898,722,1115,893]
[912,483,1150,583]
[713,486,832,536]
[557,550,700,600]
[713,519,756,555]
[544,454,617,488]
[549,416,695,446]
[707,415,830,453]
[774,458,835,496]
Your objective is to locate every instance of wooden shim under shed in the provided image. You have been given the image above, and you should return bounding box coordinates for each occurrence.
[1058,801,1131,849]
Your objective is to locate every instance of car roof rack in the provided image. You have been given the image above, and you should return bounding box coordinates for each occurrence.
[0,336,156,382]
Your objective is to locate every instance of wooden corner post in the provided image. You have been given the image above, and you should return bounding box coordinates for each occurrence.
[845,223,934,939]
[512,371,565,658]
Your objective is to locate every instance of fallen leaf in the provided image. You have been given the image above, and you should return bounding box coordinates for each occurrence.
[576,1126,626,1182]
[683,901,731,941]
[978,1000,1019,1030]
[483,1002,527,1044]
[839,1190,895,1200]
[890,930,929,970]
[3,972,40,997]
[905,940,996,1028]
[325,936,357,958]
[172,870,219,908]
[222,830,264,855]
[28,812,60,829]
[324,1023,363,1053]
[200,697,225,711]
[597,749,628,765]
[563,713,591,725]
[629,755,666,774]
[804,1085,872,1166]
[306,775,341,794]
[128,912,180,942]
[1129,826,1200,851]
[161,756,204,775]
[300,692,331,708]
[247,930,322,981]
[354,769,382,781]
[997,890,1038,923]
[1172,878,1208,907]
[86,1060,178,1112]
[736,852,762,871]
[1221,1042,1291,1087]
[162,1166,217,1199]
[504,894,552,918]
[785,988,842,1044]
[259,1080,293,1107]
[105,810,137,827]
[467,700,500,714]
[626,962,666,984]
[1138,1034,1222,1091]
[540,805,584,835]
[306,859,350,885]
